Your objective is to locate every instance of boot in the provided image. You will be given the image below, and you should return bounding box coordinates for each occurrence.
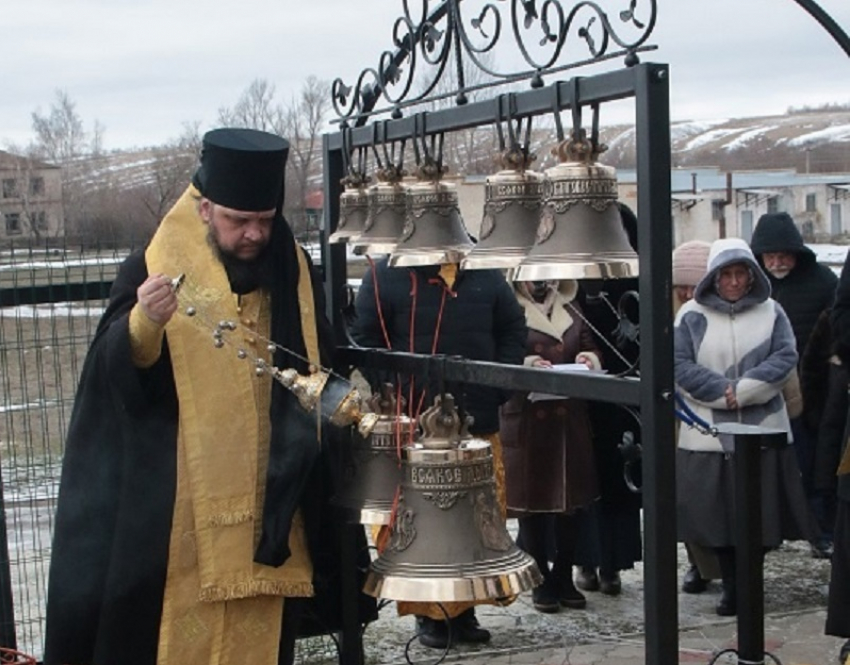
[416,616,449,649]
[531,576,560,613]
[682,563,708,594]
[450,608,491,644]
[715,547,737,617]
[575,566,599,591]
[716,579,737,616]
[551,514,586,608]
[599,569,622,596]
[519,514,558,611]
[839,638,850,665]
[556,574,587,609]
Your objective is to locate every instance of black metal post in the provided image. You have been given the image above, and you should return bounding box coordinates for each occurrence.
[323,133,364,665]
[732,427,786,664]
[338,522,364,665]
[0,477,18,650]
[735,429,765,663]
[322,133,348,342]
[635,62,677,665]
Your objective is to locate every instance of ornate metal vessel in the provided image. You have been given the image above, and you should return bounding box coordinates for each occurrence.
[272,367,379,438]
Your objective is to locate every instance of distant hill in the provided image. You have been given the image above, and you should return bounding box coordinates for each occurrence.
[67,108,850,195]
[600,108,850,173]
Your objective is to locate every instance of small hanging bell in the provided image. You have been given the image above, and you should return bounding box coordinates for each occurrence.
[329,172,370,244]
[350,164,408,256]
[389,122,473,267]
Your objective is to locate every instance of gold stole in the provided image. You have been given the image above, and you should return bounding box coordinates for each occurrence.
[147,185,320,665]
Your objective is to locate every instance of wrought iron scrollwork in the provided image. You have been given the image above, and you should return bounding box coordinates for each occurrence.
[331,0,657,122]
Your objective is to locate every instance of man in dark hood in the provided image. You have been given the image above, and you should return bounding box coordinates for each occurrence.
[750,212,837,354]
[750,211,838,559]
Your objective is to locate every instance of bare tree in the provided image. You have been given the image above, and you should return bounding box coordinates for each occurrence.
[138,146,197,225]
[30,90,105,242]
[217,77,330,237]
[217,79,283,134]
[281,76,329,237]
[31,91,88,165]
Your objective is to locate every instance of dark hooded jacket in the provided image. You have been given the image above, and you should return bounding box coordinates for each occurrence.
[351,258,527,434]
[750,212,838,356]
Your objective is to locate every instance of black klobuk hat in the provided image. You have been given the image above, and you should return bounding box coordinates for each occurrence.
[192,127,289,211]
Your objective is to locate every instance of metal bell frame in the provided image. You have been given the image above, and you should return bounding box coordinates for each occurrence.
[323,67,676,665]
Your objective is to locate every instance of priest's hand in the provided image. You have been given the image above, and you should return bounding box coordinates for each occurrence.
[138,273,178,326]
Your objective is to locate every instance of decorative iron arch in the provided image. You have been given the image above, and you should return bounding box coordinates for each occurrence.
[331,0,658,125]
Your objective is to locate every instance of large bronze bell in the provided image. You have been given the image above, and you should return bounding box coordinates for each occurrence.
[333,384,417,525]
[513,129,639,281]
[351,165,408,256]
[364,395,541,602]
[329,173,369,244]
[461,150,544,270]
[388,129,474,268]
[463,98,543,270]
[388,177,473,268]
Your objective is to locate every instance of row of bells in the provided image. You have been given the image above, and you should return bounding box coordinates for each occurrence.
[334,388,543,603]
[329,134,639,280]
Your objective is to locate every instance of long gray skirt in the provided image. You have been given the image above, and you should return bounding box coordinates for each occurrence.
[676,445,814,548]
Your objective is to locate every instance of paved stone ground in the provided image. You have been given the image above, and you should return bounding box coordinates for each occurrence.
[296,528,841,665]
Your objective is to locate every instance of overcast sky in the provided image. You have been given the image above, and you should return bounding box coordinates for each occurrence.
[3,0,849,151]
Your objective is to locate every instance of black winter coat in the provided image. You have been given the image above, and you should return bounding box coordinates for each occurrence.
[351,258,527,435]
[830,251,850,500]
[577,278,642,508]
[750,212,838,356]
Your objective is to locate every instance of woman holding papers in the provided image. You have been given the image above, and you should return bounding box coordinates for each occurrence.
[500,278,602,613]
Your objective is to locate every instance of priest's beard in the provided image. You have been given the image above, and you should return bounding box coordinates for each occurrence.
[207,231,275,295]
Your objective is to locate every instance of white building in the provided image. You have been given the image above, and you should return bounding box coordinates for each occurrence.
[0,150,64,241]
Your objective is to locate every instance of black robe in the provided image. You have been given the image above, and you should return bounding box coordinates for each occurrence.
[43,250,375,665]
